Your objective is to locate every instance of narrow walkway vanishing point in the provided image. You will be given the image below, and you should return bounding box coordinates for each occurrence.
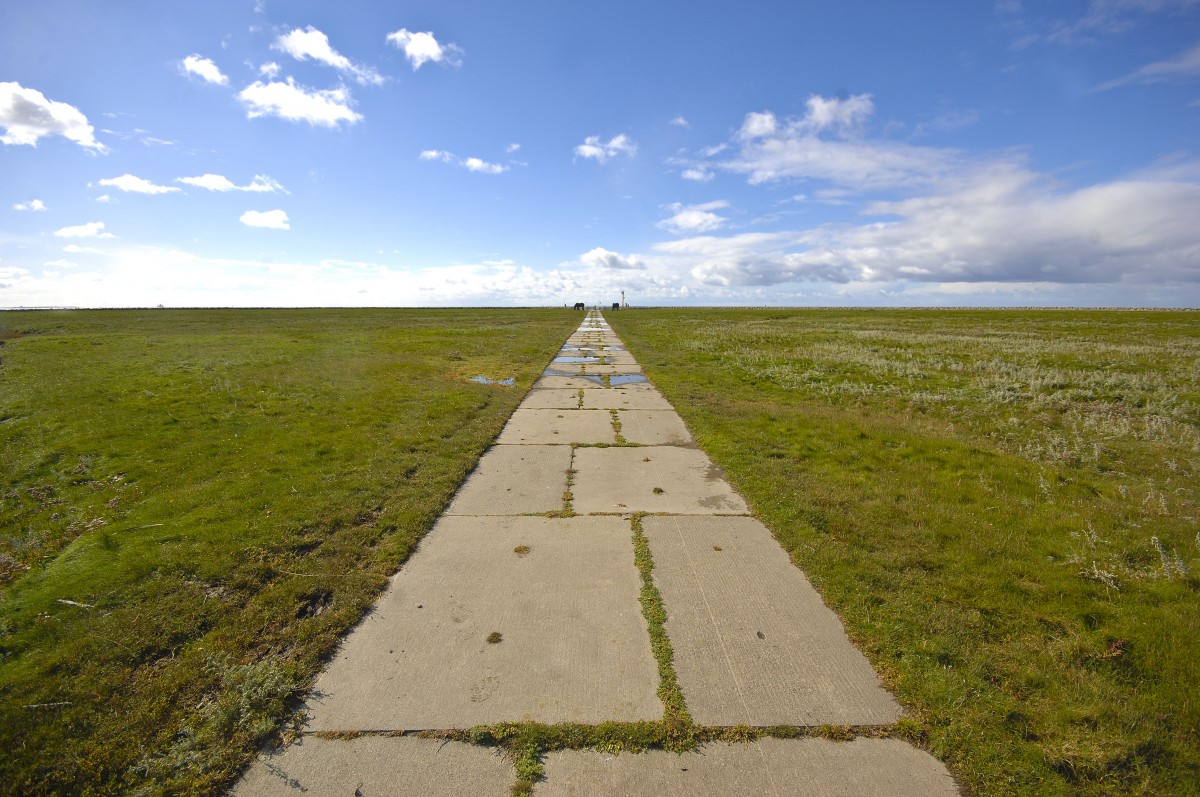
[236,311,960,796]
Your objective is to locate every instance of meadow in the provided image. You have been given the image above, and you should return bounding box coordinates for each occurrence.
[0,308,576,796]
[605,308,1200,796]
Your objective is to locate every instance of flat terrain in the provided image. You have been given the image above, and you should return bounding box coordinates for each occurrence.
[0,308,576,796]
[605,308,1200,796]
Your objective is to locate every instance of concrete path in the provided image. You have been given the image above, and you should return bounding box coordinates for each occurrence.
[234,311,960,796]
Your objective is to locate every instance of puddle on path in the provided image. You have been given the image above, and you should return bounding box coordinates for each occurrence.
[609,374,648,385]
[553,356,602,363]
[470,376,516,386]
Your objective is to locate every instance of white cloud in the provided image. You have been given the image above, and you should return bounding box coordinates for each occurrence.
[421,151,510,173]
[240,209,290,230]
[259,61,281,78]
[0,82,105,151]
[274,26,384,86]
[463,157,508,174]
[645,165,1200,289]
[14,199,46,211]
[737,111,778,140]
[658,200,731,234]
[177,173,285,192]
[386,28,464,70]
[43,259,76,268]
[1098,42,1200,89]
[506,142,521,154]
[681,166,714,182]
[180,54,229,86]
[719,95,966,191]
[238,78,361,126]
[670,115,690,128]
[96,194,114,203]
[575,134,637,163]
[580,247,645,270]
[63,244,102,254]
[54,221,115,238]
[99,174,181,194]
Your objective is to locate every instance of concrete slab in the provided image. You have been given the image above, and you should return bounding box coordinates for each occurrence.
[581,386,674,411]
[496,408,615,444]
[571,447,749,515]
[234,736,513,797]
[447,445,571,515]
[306,515,660,730]
[519,389,582,409]
[643,516,903,726]
[533,375,609,390]
[537,737,960,796]
[615,410,693,445]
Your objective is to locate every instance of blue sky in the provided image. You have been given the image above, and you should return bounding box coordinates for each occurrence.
[2,0,1199,307]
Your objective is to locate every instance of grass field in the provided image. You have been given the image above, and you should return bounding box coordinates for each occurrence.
[605,308,1200,796]
[0,308,575,796]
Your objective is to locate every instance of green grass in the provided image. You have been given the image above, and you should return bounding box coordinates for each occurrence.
[606,308,1200,796]
[0,308,575,796]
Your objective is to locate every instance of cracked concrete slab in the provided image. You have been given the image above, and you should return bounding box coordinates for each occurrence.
[537,737,959,796]
[614,410,693,445]
[643,515,903,726]
[447,445,571,515]
[305,515,660,730]
[496,408,616,444]
[234,736,513,797]
[581,386,673,411]
[571,446,749,515]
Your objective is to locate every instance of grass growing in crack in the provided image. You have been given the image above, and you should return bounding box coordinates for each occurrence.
[0,308,577,796]
[609,409,627,444]
[546,450,577,518]
[608,307,1200,797]
[630,513,695,747]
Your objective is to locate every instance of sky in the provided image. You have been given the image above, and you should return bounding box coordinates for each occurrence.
[2,0,1199,308]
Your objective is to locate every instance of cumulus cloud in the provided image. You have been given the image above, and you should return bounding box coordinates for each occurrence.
[259,61,281,78]
[54,221,115,238]
[506,142,521,154]
[386,28,464,70]
[177,174,286,192]
[581,247,645,270]
[0,82,104,151]
[180,54,229,86]
[1098,42,1200,90]
[658,200,731,234]
[463,157,508,174]
[575,134,637,163]
[274,26,384,86]
[238,78,361,126]
[240,209,290,230]
[681,167,714,182]
[14,199,46,211]
[670,115,690,128]
[420,149,454,162]
[95,194,114,203]
[99,174,181,194]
